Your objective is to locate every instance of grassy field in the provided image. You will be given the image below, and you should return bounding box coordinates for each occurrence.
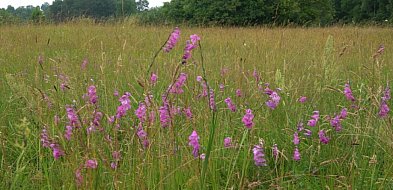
[0,23,393,189]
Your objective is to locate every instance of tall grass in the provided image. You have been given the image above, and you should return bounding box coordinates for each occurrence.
[0,23,392,189]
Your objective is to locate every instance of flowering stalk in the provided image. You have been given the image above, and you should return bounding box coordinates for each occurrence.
[147,27,181,74]
[265,85,281,109]
[253,145,267,166]
[137,124,149,149]
[293,147,301,161]
[188,130,200,158]
[224,137,232,148]
[307,111,320,127]
[318,130,330,144]
[224,97,236,112]
[379,86,390,118]
[242,109,254,129]
[169,73,187,94]
[344,82,355,102]
[182,34,201,64]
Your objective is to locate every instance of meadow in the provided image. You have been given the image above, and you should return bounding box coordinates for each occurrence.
[0,23,392,189]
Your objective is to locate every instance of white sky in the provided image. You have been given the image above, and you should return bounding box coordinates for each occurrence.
[0,0,170,9]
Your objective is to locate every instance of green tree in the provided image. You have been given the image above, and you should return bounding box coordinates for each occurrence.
[136,0,149,12]
[31,6,44,23]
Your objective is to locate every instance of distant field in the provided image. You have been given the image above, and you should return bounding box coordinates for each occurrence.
[0,24,392,189]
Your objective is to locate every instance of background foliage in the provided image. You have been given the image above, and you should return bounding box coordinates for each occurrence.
[1,0,393,26]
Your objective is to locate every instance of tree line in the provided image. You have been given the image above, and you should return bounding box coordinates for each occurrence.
[140,0,393,26]
[0,0,393,26]
[0,0,148,24]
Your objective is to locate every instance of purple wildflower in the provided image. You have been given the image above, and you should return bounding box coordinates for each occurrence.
[304,129,312,137]
[272,144,278,159]
[266,91,281,109]
[150,73,157,85]
[307,111,319,127]
[88,111,103,134]
[149,110,155,124]
[135,103,147,122]
[196,76,203,82]
[111,162,117,169]
[379,86,391,118]
[199,81,208,97]
[64,125,73,140]
[242,109,255,129]
[200,154,206,160]
[50,143,64,160]
[137,126,149,149]
[293,132,300,145]
[41,128,50,148]
[330,115,342,131]
[224,137,232,148]
[183,107,193,119]
[182,34,200,64]
[163,27,180,53]
[318,130,330,144]
[116,92,131,119]
[66,106,80,128]
[340,108,348,119]
[298,96,307,103]
[224,97,236,112]
[379,101,390,118]
[297,122,304,132]
[169,73,187,94]
[253,145,267,166]
[112,151,121,161]
[382,86,391,101]
[86,85,98,105]
[85,159,98,169]
[209,89,217,111]
[293,147,301,161]
[236,89,242,97]
[219,84,225,91]
[188,130,200,158]
[114,90,119,97]
[159,106,171,128]
[264,84,274,95]
[344,82,356,102]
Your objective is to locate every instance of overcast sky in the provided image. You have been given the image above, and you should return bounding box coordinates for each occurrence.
[0,0,170,9]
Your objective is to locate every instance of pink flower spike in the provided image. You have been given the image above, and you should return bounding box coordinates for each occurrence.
[344,82,356,102]
[224,137,232,148]
[298,96,307,103]
[188,130,200,158]
[293,147,301,161]
[253,145,267,166]
[163,27,180,53]
[272,144,278,159]
[242,109,254,129]
[85,159,98,169]
[293,132,300,145]
[236,89,242,97]
[150,73,157,85]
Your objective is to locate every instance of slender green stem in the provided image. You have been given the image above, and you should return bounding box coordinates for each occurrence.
[199,41,218,188]
[146,31,173,76]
